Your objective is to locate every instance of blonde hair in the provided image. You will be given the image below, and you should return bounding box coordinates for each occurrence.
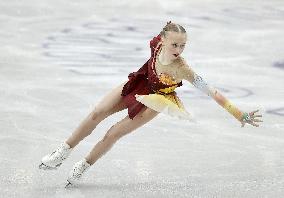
[160,21,186,37]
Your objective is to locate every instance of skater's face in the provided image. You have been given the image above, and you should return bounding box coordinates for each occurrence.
[161,31,187,61]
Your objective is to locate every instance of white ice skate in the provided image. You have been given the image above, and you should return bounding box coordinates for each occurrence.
[39,142,73,170]
[65,158,91,187]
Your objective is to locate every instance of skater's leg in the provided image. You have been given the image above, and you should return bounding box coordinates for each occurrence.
[40,81,129,170]
[65,107,159,185]
[65,81,128,148]
[85,107,159,165]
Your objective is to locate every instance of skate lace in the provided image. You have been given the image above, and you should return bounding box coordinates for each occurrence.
[72,161,90,178]
[50,144,70,161]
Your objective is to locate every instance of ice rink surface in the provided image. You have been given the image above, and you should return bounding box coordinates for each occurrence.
[1,0,284,197]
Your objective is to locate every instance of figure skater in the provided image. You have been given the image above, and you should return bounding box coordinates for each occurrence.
[39,21,263,187]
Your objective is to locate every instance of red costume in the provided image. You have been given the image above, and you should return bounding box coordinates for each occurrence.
[121,34,188,120]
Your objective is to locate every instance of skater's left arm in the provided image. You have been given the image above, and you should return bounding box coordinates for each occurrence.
[178,58,263,127]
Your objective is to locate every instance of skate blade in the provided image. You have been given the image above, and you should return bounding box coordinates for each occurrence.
[39,163,60,170]
[65,180,73,188]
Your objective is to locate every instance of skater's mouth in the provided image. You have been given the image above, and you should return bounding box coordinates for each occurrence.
[173,53,179,57]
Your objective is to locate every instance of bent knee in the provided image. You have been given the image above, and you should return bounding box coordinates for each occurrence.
[103,124,125,142]
[90,108,110,120]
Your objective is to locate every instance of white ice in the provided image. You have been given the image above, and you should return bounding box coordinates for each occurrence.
[1,0,284,197]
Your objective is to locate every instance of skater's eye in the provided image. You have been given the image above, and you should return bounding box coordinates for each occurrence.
[172,43,178,48]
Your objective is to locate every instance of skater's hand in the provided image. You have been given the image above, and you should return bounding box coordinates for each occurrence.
[240,109,263,127]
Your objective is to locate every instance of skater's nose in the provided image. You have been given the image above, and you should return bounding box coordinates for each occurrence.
[175,47,183,54]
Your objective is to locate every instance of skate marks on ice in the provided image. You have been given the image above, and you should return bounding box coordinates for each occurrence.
[182,85,253,99]
[221,6,284,21]
[273,61,284,69]
[266,107,284,117]
[41,18,163,77]
[40,175,284,198]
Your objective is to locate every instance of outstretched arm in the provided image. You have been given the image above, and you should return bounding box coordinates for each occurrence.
[178,58,262,127]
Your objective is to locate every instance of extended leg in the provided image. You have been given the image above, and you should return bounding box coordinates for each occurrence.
[39,81,128,171]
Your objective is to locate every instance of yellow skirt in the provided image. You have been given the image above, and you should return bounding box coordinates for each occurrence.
[135,93,193,121]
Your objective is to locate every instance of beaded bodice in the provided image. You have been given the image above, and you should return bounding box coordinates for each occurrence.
[147,34,183,95]
[121,34,183,97]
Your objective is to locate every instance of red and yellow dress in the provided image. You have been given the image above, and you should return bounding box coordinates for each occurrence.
[121,34,192,120]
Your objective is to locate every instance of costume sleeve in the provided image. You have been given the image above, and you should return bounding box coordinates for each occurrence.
[128,59,149,79]
[178,58,245,122]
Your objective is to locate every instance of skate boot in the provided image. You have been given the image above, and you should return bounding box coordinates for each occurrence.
[39,142,73,170]
[65,158,91,187]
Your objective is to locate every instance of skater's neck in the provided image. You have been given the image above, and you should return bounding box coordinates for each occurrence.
[158,48,174,66]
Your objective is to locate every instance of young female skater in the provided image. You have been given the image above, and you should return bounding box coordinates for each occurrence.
[39,21,263,187]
